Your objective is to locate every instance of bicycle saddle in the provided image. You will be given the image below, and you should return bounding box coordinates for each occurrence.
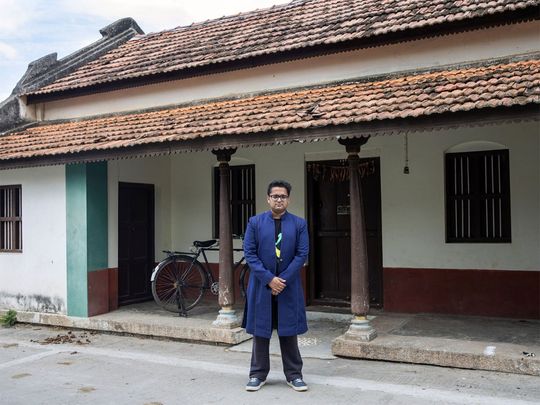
[193,239,217,248]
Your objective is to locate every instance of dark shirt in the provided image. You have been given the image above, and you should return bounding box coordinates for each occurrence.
[272,218,282,329]
[274,218,282,273]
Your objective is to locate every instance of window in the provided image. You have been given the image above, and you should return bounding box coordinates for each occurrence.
[0,185,22,252]
[213,165,255,237]
[445,150,510,243]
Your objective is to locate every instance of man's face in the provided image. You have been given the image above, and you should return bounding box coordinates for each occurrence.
[267,186,289,216]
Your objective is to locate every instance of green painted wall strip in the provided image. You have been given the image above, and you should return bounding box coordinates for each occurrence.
[87,162,108,272]
[66,162,108,317]
[66,163,89,317]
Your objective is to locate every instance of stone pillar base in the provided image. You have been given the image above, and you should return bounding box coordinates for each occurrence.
[212,307,241,329]
[343,316,377,342]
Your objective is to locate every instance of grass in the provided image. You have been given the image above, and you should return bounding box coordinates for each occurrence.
[0,309,17,327]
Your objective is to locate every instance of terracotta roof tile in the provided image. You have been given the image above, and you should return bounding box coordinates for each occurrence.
[28,0,538,95]
[2,58,539,163]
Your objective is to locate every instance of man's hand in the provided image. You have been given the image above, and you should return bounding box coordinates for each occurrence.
[268,277,286,295]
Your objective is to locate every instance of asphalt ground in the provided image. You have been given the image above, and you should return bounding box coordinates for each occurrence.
[1,324,539,405]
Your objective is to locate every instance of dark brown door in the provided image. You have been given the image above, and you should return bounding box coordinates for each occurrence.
[307,158,383,307]
[118,182,155,305]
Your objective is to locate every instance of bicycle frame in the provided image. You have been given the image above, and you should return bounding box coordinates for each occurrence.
[152,242,249,317]
[197,246,247,287]
[162,246,246,288]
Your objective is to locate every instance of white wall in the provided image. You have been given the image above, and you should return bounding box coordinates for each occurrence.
[107,156,171,267]
[0,123,534,315]
[41,21,539,120]
[0,166,67,312]
[169,143,314,263]
[169,122,539,270]
[380,121,539,270]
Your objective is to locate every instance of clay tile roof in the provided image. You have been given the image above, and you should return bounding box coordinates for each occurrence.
[2,57,539,165]
[29,0,539,96]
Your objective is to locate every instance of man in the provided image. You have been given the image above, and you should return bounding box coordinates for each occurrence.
[242,180,309,392]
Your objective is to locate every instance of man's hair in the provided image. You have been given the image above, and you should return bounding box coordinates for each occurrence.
[267,180,292,196]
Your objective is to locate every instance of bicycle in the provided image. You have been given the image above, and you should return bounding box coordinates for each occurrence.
[150,239,250,316]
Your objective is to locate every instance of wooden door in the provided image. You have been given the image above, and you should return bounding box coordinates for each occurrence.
[118,182,155,305]
[307,158,383,307]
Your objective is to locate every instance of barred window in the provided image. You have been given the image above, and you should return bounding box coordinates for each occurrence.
[0,185,22,252]
[213,165,255,237]
[445,150,511,243]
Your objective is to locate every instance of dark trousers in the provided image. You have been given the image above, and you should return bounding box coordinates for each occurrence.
[249,334,303,381]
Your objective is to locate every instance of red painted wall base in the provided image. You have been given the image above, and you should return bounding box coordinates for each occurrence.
[384,267,540,319]
[87,268,118,317]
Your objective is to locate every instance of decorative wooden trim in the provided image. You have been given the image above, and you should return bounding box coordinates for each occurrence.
[1,105,538,171]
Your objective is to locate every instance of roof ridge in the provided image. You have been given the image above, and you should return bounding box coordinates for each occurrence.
[12,18,143,95]
[23,0,540,99]
[133,0,298,39]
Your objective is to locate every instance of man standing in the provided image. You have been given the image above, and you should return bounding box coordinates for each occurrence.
[242,180,309,392]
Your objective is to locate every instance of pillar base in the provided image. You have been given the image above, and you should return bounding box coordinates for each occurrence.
[343,316,377,342]
[212,307,241,329]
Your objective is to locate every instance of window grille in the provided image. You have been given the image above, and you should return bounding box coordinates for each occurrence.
[214,165,255,237]
[445,150,511,243]
[0,185,22,252]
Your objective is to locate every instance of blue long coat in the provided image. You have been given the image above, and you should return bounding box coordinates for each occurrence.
[242,210,309,338]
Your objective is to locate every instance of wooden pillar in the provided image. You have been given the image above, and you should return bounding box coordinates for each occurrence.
[338,136,377,341]
[211,148,240,328]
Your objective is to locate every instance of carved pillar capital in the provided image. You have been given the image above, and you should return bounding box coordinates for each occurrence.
[338,136,370,155]
[212,148,237,163]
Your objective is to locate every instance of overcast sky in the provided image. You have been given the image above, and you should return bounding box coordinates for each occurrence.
[0,0,290,102]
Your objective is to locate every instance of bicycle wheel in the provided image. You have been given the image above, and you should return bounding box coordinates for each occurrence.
[151,255,207,313]
[239,264,250,299]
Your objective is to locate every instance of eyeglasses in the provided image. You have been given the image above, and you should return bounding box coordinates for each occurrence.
[269,194,289,201]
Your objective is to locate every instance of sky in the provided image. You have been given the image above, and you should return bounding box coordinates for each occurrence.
[0,0,290,102]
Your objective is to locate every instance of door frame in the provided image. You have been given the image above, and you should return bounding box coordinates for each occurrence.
[117,181,155,306]
[305,157,383,308]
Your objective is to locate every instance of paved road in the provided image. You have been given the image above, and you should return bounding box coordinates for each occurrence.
[0,324,538,405]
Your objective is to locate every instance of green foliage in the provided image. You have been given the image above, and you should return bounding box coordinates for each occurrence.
[0,309,17,327]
